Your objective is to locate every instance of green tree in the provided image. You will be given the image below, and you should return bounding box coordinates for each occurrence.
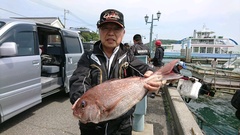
[81,32,90,42]
[79,27,99,42]
[81,31,99,42]
[90,32,99,41]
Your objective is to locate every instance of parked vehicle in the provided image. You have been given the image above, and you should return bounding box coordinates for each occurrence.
[0,19,84,123]
[82,42,94,52]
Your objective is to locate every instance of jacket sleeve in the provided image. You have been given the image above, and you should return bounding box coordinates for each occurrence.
[69,53,92,104]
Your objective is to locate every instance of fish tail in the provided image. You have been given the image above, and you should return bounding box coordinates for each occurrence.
[154,59,179,75]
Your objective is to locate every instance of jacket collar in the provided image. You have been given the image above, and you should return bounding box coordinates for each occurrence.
[92,40,127,57]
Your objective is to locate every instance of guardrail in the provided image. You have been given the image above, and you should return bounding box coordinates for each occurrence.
[203,69,240,91]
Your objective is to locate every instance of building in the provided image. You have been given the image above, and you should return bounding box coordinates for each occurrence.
[11,17,64,28]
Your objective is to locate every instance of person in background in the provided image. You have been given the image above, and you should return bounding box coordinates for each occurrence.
[211,58,218,68]
[130,34,151,58]
[123,42,130,49]
[169,61,187,86]
[69,9,163,135]
[172,61,186,74]
[147,40,165,98]
[150,40,164,67]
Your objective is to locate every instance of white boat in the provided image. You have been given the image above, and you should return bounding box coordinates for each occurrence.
[164,25,240,57]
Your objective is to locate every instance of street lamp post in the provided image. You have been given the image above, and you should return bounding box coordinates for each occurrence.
[145,11,161,56]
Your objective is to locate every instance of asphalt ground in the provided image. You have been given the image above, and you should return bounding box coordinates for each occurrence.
[0,90,175,135]
[0,92,79,135]
[145,91,175,135]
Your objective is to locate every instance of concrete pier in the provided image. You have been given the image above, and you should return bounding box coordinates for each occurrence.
[132,85,203,135]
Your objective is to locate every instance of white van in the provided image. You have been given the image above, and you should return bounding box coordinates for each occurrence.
[0,19,84,123]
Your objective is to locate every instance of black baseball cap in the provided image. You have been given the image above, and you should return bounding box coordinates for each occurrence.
[97,9,125,28]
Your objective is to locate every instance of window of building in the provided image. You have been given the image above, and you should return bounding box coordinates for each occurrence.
[200,47,206,53]
[215,48,220,54]
[207,47,213,53]
[193,47,199,53]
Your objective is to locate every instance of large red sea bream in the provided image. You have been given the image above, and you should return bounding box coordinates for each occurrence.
[72,59,182,123]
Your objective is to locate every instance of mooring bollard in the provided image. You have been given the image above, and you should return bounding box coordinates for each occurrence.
[133,55,148,132]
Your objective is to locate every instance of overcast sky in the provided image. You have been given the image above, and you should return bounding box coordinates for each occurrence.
[1,0,240,44]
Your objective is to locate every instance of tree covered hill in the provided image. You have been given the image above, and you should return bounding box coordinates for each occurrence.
[152,39,179,45]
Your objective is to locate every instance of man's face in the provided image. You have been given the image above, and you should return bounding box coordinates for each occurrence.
[99,23,125,49]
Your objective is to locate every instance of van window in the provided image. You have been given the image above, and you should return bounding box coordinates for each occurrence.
[65,37,82,53]
[0,31,35,56]
[16,32,35,56]
[46,34,62,55]
[48,35,61,44]
[0,24,36,56]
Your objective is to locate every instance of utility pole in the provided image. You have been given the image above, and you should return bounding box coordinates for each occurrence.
[64,9,69,28]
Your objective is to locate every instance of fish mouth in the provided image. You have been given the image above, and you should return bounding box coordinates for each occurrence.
[88,109,101,124]
[78,114,99,124]
[76,114,89,124]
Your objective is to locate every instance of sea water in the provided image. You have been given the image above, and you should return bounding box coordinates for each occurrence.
[187,93,240,135]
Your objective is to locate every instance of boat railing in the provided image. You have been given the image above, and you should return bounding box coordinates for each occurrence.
[186,63,240,91]
[222,56,239,68]
[202,68,240,91]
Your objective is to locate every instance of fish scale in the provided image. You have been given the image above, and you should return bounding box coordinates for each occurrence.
[101,78,146,120]
[87,77,146,121]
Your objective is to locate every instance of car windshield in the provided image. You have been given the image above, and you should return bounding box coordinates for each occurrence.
[0,21,6,29]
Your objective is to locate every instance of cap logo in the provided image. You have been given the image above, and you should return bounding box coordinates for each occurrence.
[103,11,120,21]
[97,9,124,28]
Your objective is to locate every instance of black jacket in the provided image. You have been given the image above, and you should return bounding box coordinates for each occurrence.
[130,43,150,58]
[172,65,181,74]
[151,46,164,67]
[69,41,153,134]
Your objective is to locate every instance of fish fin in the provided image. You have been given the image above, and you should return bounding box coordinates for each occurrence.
[96,98,122,116]
[95,100,107,114]
[162,72,183,80]
[155,59,179,75]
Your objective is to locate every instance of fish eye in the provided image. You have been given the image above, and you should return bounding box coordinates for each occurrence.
[81,101,86,108]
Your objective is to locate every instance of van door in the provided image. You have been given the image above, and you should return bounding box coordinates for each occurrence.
[0,23,41,122]
[62,30,84,93]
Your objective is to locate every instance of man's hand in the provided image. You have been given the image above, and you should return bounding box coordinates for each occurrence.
[143,71,166,91]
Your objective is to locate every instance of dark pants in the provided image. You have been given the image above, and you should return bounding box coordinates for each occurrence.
[79,115,133,135]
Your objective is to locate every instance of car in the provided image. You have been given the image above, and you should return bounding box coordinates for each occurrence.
[0,18,84,123]
[83,42,94,52]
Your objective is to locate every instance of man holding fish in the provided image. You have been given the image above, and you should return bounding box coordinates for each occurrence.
[69,9,180,135]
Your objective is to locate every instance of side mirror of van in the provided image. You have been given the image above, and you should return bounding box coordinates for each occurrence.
[0,42,17,57]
